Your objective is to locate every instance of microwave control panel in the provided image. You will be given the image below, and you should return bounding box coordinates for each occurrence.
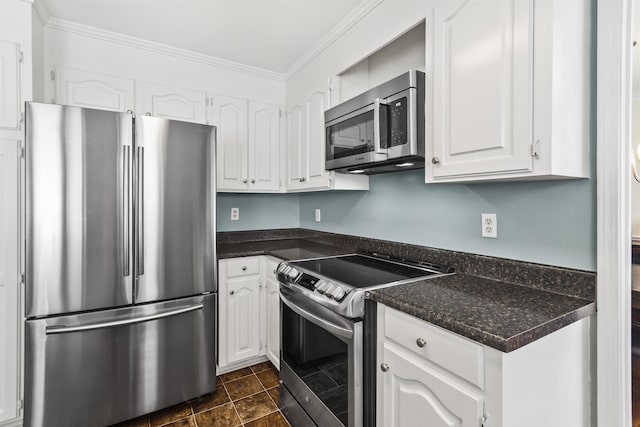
[388,96,407,147]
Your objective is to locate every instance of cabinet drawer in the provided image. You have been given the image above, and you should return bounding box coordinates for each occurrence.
[384,307,484,389]
[221,257,260,278]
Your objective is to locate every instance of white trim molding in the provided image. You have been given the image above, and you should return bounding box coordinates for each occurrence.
[45,18,286,82]
[31,0,49,25]
[597,0,633,425]
[283,0,384,80]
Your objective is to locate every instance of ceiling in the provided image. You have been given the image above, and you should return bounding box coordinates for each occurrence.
[43,0,364,74]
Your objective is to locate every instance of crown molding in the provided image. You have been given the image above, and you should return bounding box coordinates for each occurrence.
[284,0,384,81]
[45,17,286,82]
[32,0,50,25]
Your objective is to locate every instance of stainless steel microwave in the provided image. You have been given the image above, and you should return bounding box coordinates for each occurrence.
[324,70,425,174]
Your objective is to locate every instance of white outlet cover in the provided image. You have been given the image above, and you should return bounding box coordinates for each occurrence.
[315,208,321,222]
[481,213,497,238]
[231,207,239,221]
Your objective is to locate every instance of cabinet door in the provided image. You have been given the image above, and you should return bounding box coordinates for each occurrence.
[286,105,305,190]
[142,82,207,124]
[55,66,135,112]
[248,102,280,191]
[263,258,281,370]
[211,95,249,191]
[0,139,19,423]
[379,343,483,427]
[305,91,330,189]
[0,41,19,130]
[226,275,261,364]
[430,0,533,179]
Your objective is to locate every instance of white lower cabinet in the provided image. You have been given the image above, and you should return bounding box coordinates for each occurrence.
[377,305,593,427]
[262,256,281,370]
[218,256,282,371]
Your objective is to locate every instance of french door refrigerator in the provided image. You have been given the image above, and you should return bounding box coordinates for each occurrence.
[23,102,217,427]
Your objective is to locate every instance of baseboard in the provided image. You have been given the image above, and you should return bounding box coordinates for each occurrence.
[0,417,22,427]
[217,355,269,375]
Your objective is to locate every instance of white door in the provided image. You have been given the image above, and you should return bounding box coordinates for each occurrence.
[430,0,533,179]
[227,276,261,364]
[286,106,305,190]
[248,102,280,191]
[0,139,19,423]
[55,66,135,112]
[211,95,248,191]
[305,91,330,189]
[263,258,281,370]
[0,41,19,130]
[141,82,206,124]
[379,343,484,427]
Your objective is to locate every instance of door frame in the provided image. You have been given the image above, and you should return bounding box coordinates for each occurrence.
[597,0,633,424]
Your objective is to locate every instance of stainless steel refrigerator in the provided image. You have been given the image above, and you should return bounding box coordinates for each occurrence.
[23,102,217,427]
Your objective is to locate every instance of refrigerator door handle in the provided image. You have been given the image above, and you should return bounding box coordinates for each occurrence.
[45,303,204,335]
[137,146,145,276]
[123,145,131,277]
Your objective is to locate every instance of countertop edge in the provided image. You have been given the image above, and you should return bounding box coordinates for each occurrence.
[367,291,596,353]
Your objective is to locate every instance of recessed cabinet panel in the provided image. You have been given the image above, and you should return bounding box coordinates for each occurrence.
[142,82,206,124]
[0,139,18,423]
[286,106,304,189]
[212,95,249,191]
[55,66,135,112]
[306,91,330,187]
[431,0,533,178]
[249,102,280,191]
[382,343,483,427]
[0,41,19,130]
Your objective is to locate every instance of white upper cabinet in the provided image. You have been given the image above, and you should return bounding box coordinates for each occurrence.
[141,82,207,124]
[426,0,589,182]
[211,94,249,191]
[212,95,281,192]
[248,102,280,191]
[0,41,20,130]
[55,66,135,112]
[286,90,368,192]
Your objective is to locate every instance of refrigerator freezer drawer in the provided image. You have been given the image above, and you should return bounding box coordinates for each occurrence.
[24,294,217,427]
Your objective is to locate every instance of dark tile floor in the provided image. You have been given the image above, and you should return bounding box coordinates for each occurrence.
[114,361,289,427]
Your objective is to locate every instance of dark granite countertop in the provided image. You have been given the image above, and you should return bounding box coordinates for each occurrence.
[217,238,352,261]
[367,273,595,352]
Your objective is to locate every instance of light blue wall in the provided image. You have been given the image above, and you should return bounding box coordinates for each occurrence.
[299,171,595,271]
[216,193,300,231]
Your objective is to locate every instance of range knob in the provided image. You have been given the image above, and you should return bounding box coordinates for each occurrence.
[331,287,347,302]
[314,280,325,290]
[323,283,336,296]
[277,264,287,273]
[288,268,299,279]
[317,281,330,294]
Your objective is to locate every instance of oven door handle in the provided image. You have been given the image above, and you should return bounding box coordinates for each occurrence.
[280,290,354,340]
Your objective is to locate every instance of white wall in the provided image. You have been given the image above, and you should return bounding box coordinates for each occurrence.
[42,23,285,109]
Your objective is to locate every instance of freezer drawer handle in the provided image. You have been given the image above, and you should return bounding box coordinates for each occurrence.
[45,303,204,334]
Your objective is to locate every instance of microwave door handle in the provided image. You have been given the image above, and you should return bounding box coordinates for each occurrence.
[373,98,388,155]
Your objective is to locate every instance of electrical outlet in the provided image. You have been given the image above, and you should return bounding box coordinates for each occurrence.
[315,209,321,222]
[231,207,239,221]
[481,213,497,238]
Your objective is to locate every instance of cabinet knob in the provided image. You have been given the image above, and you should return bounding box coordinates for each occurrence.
[229,290,235,295]
[251,179,255,183]
[242,266,247,271]
[416,338,427,348]
[301,177,306,182]
[380,363,389,372]
[273,269,277,274]
[431,157,440,164]
[145,112,151,116]
[242,179,248,184]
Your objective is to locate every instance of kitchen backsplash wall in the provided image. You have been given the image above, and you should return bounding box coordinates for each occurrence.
[217,193,300,231]
[298,170,596,272]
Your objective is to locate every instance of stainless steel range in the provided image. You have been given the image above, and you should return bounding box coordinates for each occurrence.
[277,253,452,427]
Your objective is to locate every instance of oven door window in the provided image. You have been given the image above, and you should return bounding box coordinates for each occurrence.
[282,302,350,426]
[326,110,375,161]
